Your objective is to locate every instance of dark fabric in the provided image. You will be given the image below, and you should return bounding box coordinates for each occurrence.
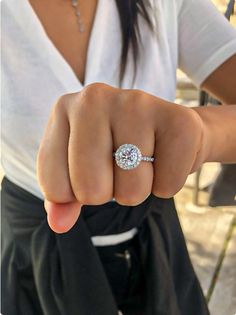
[208,164,236,207]
[96,236,146,314]
[1,176,210,315]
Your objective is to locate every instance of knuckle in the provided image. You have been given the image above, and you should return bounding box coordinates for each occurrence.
[74,188,113,205]
[152,187,177,199]
[37,174,73,204]
[128,89,143,100]
[174,108,203,149]
[115,192,147,206]
[174,108,200,133]
[43,189,73,204]
[124,90,143,108]
[77,83,116,115]
[38,177,74,203]
[80,83,111,102]
[119,90,147,119]
[53,94,70,116]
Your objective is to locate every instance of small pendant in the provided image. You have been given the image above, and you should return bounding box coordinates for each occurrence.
[78,22,85,33]
[71,0,85,33]
[71,0,78,7]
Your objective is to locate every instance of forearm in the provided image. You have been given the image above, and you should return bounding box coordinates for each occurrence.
[192,105,236,163]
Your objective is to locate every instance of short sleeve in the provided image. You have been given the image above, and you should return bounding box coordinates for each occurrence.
[178,0,236,87]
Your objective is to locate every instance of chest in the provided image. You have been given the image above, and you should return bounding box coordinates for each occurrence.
[4,0,178,102]
[28,0,98,85]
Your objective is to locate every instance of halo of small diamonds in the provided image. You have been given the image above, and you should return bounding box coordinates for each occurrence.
[114,144,142,170]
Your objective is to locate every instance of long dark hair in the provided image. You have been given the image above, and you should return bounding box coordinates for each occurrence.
[115,0,153,81]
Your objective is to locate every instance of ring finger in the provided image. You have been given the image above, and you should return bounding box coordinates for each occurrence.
[112,115,155,206]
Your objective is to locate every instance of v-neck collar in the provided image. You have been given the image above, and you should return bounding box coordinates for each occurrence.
[22,0,103,91]
[10,0,123,92]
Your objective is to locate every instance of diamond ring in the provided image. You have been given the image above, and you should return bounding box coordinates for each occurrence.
[113,144,154,170]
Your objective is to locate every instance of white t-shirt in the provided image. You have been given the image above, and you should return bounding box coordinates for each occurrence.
[2,0,236,201]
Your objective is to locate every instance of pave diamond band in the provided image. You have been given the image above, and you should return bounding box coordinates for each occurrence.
[113,144,154,170]
[141,156,155,162]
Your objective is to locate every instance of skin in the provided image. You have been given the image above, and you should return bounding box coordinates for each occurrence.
[201,53,236,104]
[31,0,236,233]
[28,0,98,84]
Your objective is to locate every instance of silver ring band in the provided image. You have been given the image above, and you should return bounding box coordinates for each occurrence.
[112,153,154,162]
[141,156,155,162]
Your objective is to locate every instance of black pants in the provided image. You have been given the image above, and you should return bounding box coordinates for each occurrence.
[97,235,146,314]
[1,176,210,315]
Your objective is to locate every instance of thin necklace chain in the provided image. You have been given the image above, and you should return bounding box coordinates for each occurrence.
[71,0,85,33]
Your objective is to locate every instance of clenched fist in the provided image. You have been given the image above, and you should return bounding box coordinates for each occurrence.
[37,83,208,233]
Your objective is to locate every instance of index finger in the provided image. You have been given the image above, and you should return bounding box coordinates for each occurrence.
[37,94,81,233]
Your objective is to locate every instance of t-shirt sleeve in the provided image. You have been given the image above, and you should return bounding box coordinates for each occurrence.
[178,0,236,87]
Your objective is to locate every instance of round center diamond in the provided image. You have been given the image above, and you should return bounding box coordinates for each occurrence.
[115,144,142,170]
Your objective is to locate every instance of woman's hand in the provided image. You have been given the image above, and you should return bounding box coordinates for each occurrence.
[37,83,208,233]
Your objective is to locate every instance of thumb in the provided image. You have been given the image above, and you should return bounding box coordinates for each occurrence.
[44,200,82,233]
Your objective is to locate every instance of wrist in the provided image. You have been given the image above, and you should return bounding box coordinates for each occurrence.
[190,107,212,164]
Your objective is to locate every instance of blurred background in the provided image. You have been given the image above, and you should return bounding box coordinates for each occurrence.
[175,1,236,314]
